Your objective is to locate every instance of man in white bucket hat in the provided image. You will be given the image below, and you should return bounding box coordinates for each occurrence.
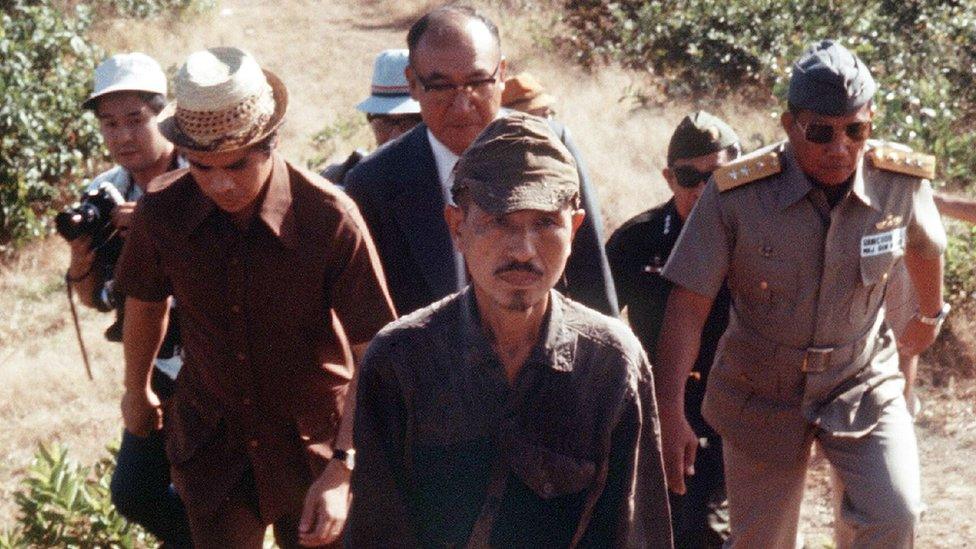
[114,46,396,547]
[321,49,422,185]
[65,51,193,547]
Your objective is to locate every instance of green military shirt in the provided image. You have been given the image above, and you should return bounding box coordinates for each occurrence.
[662,140,946,463]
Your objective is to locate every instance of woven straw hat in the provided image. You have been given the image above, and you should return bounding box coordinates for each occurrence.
[159,47,288,153]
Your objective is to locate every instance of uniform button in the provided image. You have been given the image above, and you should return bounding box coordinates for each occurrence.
[542,482,554,498]
[231,304,241,314]
[229,257,240,266]
[242,397,252,406]
[759,280,769,290]
[236,352,246,362]
[248,439,259,449]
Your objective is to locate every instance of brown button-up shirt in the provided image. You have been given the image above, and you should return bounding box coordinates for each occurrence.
[349,288,672,548]
[663,141,945,462]
[115,153,396,520]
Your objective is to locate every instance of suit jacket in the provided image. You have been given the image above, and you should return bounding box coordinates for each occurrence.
[344,121,619,317]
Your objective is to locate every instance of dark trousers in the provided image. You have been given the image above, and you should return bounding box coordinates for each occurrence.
[110,368,193,547]
[186,469,337,549]
[668,436,729,549]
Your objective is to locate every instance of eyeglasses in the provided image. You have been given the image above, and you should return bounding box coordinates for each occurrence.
[413,63,500,100]
[796,120,872,144]
[672,166,714,188]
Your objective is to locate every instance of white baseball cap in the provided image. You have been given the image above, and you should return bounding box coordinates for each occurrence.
[83,52,168,110]
[355,49,421,115]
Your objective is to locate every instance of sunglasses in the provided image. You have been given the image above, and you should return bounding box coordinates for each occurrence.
[672,166,714,188]
[796,120,872,144]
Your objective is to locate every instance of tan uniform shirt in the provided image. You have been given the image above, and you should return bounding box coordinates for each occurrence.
[663,140,945,463]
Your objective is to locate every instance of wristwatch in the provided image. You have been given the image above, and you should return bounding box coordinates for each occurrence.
[331,448,356,471]
[915,303,951,329]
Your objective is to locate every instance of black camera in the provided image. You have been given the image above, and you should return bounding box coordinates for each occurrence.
[55,182,125,246]
[58,182,128,340]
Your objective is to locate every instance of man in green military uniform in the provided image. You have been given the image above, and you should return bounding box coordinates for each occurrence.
[655,40,947,547]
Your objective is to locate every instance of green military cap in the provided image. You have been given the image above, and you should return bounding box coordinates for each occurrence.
[666,110,740,166]
[788,39,877,116]
[451,111,579,214]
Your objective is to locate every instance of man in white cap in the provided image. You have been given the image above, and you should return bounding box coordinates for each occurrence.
[64,51,192,547]
[321,48,422,185]
[114,46,396,547]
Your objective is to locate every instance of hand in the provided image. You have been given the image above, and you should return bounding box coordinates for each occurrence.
[67,235,95,279]
[896,316,939,357]
[111,201,138,234]
[299,458,352,546]
[659,402,698,495]
[120,387,162,437]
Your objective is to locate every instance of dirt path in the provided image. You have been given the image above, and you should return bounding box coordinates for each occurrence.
[2,0,975,545]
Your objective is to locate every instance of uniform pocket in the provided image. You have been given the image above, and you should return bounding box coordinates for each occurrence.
[507,443,596,499]
[731,254,798,319]
[702,371,811,464]
[850,250,900,326]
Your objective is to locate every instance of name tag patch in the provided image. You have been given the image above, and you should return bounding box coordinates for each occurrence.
[861,227,905,257]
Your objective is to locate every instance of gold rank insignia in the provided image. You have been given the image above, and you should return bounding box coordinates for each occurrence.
[715,151,782,192]
[867,145,936,179]
[875,213,904,230]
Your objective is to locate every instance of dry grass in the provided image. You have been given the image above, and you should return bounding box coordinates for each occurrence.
[0,239,125,523]
[3,0,976,543]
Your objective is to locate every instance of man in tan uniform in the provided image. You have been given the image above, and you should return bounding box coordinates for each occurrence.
[655,40,948,547]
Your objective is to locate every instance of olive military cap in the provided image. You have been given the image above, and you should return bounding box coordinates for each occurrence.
[788,40,877,116]
[451,112,579,214]
[666,110,740,166]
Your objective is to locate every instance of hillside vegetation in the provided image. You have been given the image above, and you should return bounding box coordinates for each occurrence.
[1,0,974,546]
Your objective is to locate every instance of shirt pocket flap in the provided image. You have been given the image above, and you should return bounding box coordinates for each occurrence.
[507,442,596,499]
[812,371,904,436]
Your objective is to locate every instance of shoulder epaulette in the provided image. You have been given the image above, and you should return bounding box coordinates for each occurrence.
[867,145,936,179]
[714,151,782,192]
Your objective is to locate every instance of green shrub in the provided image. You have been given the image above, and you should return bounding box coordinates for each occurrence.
[0,0,217,256]
[0,0,106,254]
[306,113,369,172]
[562,0,976,303]
[96,0,216,19]
[1,443,151,549]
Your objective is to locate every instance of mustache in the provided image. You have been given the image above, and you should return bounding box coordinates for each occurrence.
[494,261,543,276]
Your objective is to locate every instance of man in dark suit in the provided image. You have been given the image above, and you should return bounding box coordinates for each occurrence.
[344,6,618,317]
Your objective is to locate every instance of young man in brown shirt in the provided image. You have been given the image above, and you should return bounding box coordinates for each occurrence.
[115,47,396,548]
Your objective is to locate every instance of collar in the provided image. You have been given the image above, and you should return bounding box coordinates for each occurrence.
[180,152,297,247]
[776,142,878,212]
[661,198,681,236]
[427,129,460,194]
[459,287,576,373]
[848,156,881,211]
[776,143,815,211]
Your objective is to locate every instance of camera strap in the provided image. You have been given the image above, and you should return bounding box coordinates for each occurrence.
[65,276,94,381]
